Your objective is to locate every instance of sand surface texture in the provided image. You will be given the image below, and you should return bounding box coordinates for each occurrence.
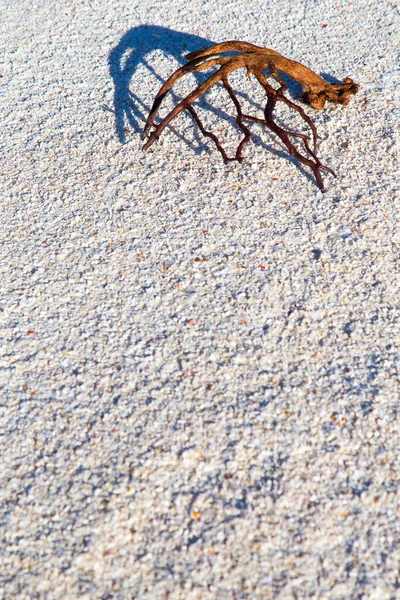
[1,0,399,598]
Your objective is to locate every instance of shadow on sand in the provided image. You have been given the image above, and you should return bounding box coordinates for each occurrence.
[108,25,216,144]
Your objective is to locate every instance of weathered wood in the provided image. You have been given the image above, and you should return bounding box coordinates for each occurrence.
[142,40,358,190]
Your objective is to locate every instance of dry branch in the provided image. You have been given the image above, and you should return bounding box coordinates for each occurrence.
[142,41,358,191]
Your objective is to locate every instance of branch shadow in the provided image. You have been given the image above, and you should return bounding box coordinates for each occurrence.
[108,25,218,144]
[319,72,344,85]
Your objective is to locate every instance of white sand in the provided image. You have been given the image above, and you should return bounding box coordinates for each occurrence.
[1,0,399,598]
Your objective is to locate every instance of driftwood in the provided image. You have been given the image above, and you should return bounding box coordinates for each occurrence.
[142,41,358,190]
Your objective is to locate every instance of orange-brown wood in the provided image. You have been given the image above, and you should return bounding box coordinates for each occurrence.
[142,40,359,190]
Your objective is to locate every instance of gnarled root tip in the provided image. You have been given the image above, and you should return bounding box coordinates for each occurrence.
[302,77,359,110]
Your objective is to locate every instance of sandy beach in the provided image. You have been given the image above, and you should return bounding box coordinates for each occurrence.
[1,0,399,597]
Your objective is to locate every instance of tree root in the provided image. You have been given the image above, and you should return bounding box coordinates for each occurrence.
[142,40,358,191]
